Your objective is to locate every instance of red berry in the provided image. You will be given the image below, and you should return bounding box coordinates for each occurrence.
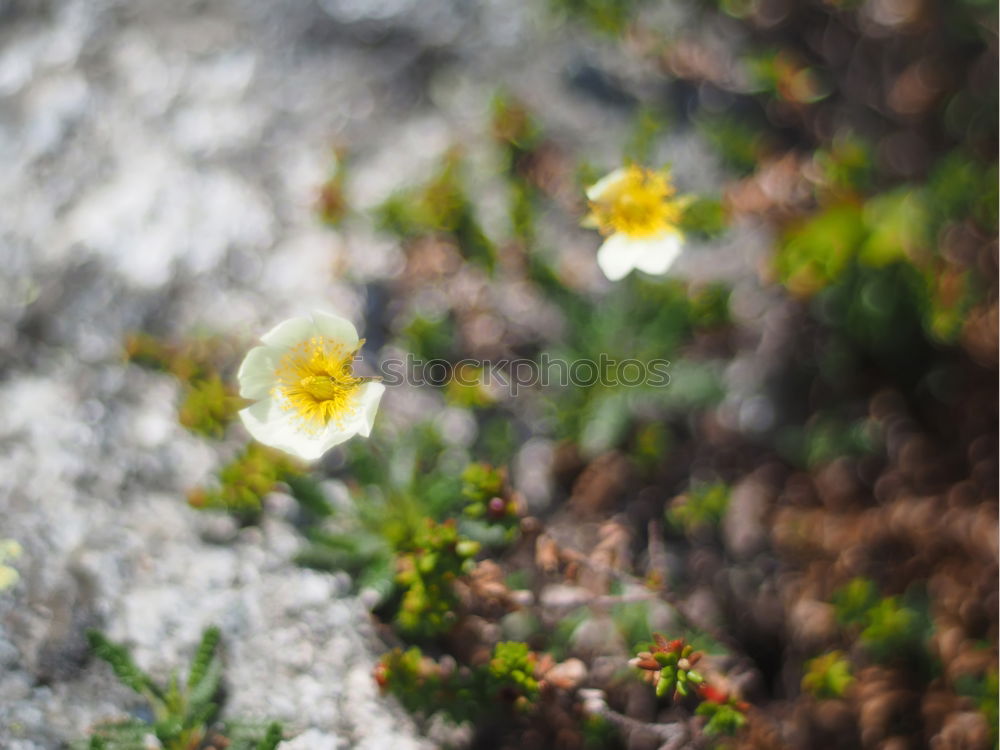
[487,497,507,519]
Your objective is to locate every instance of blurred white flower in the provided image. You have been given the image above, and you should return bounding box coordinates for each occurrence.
[583,165,688,281]
[237,311,384,461]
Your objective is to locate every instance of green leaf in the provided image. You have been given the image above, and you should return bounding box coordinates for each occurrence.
[187,626,221,689]
[655,675,671,697]
[86,630,161,700]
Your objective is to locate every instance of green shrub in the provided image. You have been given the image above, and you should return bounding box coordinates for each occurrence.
[802,651,854,699]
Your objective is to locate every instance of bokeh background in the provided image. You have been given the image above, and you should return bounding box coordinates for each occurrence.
[0,0,996,748]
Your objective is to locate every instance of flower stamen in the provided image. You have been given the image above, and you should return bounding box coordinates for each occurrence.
[587,165,685,238]
[271,336,364,432]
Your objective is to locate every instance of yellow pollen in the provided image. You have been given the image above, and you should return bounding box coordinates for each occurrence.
[272,336,363,432]
[588,166,685,238]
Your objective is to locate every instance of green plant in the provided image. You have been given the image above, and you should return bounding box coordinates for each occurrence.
[124,333,242,437]
[548,0,645,34]
[491,92,545,242]
[956,669,999,749]
[394,519,481,637]
[695,692,749,737]
[859,596,932,664]
[177,374,241,438]
[187,443,305,518]
[82,627,282,750]
[376,641,541,725]
[375,151,495,269]
[631,635,748,738]
[831,580,934,666]
[696,115,766,176]
[679,197,728,240]
[541,276,728,453]
[776,415,879,470]
[489,641,541,707]
[296,422,473,603]
[460,463,519,544]
[802,651,854,699]
[832,578,880,626]
[666,481,731,535]
[632,635,706,700]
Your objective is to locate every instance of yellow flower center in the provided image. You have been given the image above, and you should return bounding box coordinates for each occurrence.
[272,336,363,431]
[588,166,685,238]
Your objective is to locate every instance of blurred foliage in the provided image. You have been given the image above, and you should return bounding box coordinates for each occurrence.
[81,627,281,750]
[317,148,350,227]
[696,115,767,176]
[375,150,495,270]
[812,134,874,195]
[858,595,934,666]
[678,196,728,240]
[446,364,497,409]
[802,651,854,699]
[665,481,730,535]
[776,154,997,348]
[956,670,999,749]
[177,374,241,438]
[296,422,472,603]
[401,311,458,363]
[612,599,660,653]
[695,695,748,737]
[492,91,545,243]
[745,50,830,105]
[124,333,241,438]
[187,442,309,520]
[832,580,934,667]
[624,107,668,166]
[832,578,881,627]
[548,0,644,34]
[541,275,729,453]
[581,714,623,750]
[0,539,21,592]
[776,415,879,470]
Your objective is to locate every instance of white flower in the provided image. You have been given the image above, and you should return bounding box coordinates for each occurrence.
[237,311,385,461]
[584,165,688,282]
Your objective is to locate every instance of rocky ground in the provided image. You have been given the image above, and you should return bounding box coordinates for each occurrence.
[0,0,770,746]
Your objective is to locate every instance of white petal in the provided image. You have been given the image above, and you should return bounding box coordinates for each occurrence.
[596,234,642,281]
[283,430,340,462]
[631,232,684,275]
[237,345,281,400]
[239,398,335,462]
[353,381,385,438]
[239,383,384,461]
[311,381,385,452]
[586,167,628,201]
[239,398,313,458]
[260,316,313,348]
[597,232,684,281]
[310,310,359,349]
